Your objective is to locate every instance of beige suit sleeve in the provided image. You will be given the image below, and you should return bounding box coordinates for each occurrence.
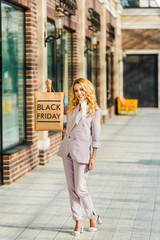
[91,109,102,148]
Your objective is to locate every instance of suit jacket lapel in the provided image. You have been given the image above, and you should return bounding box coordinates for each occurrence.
[68,104,90,133]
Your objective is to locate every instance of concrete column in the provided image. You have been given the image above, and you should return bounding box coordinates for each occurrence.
[115,1,123,96]
[37,0,50,153]
[78,0,86,77]
[99,2,107,115]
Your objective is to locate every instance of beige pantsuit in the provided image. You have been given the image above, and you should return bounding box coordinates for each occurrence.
[57,104,102,220]
[62,155,96,220]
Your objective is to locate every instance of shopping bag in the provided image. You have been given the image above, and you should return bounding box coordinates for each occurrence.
[34,92,64,131]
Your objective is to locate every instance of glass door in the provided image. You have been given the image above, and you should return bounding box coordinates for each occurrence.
[123,55,158,107]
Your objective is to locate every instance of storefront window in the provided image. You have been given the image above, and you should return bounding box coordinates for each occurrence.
[2,2,25,150]
[47,22,73,99]
[47,22,73,131]
[85,38,98,98]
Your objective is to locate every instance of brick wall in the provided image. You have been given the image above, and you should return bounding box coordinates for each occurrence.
[39,132,62,165]
[85,0,101,40]
[122,29,160,50]
[25,0,38,143]
[3,144,38,184]
[6,0,31,8]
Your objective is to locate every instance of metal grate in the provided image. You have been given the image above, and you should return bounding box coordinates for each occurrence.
[56,0,77,16]
[88,8,101,32]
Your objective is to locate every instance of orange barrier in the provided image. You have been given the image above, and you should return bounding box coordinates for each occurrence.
[117,95,138,115]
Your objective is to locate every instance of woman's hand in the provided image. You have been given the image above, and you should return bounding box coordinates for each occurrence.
[89,158,95,171]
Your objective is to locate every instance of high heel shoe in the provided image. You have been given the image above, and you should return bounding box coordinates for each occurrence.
[88,215,102,232]
[72,226,83,236]
[97,215,102,224]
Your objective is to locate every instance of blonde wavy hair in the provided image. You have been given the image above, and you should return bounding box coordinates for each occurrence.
[68,78,98,116]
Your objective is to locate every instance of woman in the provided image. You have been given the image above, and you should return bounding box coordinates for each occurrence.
[57,78,102,235]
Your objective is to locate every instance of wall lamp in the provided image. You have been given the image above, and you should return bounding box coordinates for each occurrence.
[118,50,127,62]
[106,46,115,58]
[84,32,98,55]
[45,13,64,47]
[122,50,127,60]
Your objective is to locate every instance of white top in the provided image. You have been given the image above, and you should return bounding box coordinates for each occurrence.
[75,100,87,125]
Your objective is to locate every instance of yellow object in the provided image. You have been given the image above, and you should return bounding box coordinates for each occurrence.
[117,95,138,115]
[3,100,12,114]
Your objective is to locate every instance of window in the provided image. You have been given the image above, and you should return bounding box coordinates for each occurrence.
[47,22,57,91]
[123,55,158,107]
[2,2,25,150]
[47,22,73,132]
[85,38,98,99]
[47,22,73,97]
[121,0,160,8]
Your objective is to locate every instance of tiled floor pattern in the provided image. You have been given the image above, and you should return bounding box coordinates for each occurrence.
[0,108,160,240]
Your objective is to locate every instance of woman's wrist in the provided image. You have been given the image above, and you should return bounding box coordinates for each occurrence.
[91,157,95,160]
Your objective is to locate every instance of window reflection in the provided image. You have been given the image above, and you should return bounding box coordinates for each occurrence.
[2,2,25,149]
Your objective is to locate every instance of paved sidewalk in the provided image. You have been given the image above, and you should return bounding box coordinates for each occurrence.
[0,108,160,240]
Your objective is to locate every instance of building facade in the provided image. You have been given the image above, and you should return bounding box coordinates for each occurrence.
[0,0,159,185]
[120,0,160,108]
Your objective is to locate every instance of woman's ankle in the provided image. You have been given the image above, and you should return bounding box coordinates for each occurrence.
[75,220,83,227]
[90,215,98,227]
[90,215,98,221]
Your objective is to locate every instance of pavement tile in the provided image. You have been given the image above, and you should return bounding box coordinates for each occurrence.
[0,108,160,239]
[130,232,150,240]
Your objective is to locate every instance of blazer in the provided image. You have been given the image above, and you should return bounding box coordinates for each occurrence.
[57,104,102,164]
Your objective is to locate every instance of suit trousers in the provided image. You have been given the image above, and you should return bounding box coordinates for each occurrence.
[62,155,96,220]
